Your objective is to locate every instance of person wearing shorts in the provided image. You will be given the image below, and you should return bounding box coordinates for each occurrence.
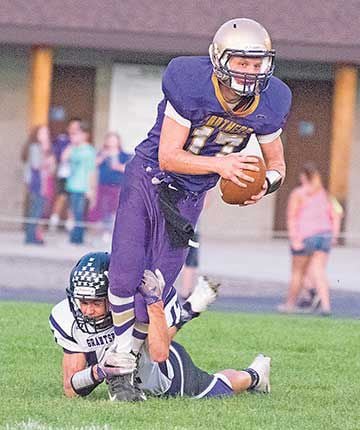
[278,162,343,315]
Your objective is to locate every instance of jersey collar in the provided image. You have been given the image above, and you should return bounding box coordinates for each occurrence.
[211,74,260,117]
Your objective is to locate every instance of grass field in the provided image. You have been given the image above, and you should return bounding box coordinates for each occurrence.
[1,302,359,430]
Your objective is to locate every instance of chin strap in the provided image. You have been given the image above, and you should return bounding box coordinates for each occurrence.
[265,170,283,195]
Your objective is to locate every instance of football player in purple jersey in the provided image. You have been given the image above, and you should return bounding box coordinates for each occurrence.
[105,18,292,400]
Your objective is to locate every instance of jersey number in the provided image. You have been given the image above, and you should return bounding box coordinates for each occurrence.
[187,126,246,156]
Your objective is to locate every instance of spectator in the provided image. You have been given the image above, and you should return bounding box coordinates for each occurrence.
[91,132,131,242]
[62,121,96,244]
[49,118,82,229]
[22,125,56,244]
[297,196,344,310]
[278,162,343,316]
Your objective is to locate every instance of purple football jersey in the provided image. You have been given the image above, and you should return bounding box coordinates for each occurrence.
[109,55,292,342]
[135,56,292,193]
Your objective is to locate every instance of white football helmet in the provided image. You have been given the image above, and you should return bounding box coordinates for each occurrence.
[209,18,275,96]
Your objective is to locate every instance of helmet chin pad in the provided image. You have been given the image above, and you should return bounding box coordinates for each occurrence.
[230,75,256,96]
[218,70,271,97]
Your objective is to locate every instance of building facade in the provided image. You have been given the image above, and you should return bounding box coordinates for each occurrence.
[0,1,359,243]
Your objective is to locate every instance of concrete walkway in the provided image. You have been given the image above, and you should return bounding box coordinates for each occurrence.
[200,236,360,293]
[1,231,359,290]
[0,230,359,318]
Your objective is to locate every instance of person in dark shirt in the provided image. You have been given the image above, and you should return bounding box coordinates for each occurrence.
[49,118,82,229]
[94,132,131,242]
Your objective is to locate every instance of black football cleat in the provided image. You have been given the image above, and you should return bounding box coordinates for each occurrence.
[108,373,146,402]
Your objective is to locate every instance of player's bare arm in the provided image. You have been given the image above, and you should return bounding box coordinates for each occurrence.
[147,301,170,362]
[138,269,170,362]
[159,116,260,188]
[143,274,220,362]
[286,189,303,250]
[62,352,87,397]
[261,136,286,180]
[244,136,286,204]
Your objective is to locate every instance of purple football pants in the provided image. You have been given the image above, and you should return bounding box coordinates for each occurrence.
[109,155,205,323]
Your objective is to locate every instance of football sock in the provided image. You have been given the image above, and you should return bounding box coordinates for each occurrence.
[109,292,135,353]
[132,321,149,355]
[243,367,260,389]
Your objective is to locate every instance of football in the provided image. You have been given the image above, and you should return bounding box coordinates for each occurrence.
[220,156,266,205]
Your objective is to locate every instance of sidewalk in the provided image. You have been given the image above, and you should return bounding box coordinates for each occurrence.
[200,237,360,293]
[0,230,359,293]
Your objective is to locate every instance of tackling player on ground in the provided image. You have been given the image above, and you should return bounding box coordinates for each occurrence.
[49,252,271,399]
[107,17,291,399]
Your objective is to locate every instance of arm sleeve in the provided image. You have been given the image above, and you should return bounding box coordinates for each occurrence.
[162,59,189,118]
[274,82,292,131]
[49,314,81,353]
[164,101,192,128]
[257,80,292,135]
[257,128,282,144]
[164,289,181,327]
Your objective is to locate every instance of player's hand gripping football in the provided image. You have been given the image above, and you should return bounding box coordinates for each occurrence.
[215,154,260,188]
[243,181,267,205]
[138,269,165,306]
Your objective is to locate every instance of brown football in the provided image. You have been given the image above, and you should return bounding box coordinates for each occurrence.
[220,156,266,205]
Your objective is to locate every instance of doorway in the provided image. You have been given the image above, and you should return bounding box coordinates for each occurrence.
[49,65,96,139]
[273,79,333,233]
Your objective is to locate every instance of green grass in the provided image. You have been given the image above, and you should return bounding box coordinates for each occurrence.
[0,302,359,430]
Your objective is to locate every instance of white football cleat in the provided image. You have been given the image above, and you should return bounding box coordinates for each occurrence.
[247,354,271,393]
[186,276,220,313]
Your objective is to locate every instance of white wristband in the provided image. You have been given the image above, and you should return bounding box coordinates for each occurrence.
[71,366,96,394]
[265,170,283,195]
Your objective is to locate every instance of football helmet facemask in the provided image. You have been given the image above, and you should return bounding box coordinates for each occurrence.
[209,18,275,96]
[67,252,112,334]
